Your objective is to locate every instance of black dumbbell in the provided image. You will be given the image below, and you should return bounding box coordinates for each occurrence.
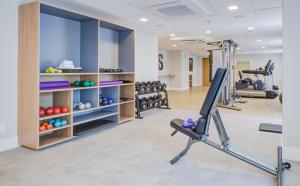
[157,84,162,91]
[140,98,148,110]
[158,98,163,107]
[161,83,167,91]
[151,84,158,92]
[135,82,140,91]
[162,97,168,106]
[147,97,154,109]
[141,82,146,86]
[139,85,146,94]
[153,97,159,108]
[145,85,152,93]
[152,95,157,100]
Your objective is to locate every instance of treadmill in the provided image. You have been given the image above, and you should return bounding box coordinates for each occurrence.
[235,60,278,99]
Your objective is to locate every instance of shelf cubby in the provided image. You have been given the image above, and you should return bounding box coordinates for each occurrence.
[120,102,135,122]
[40,4,98,73]
[73,107,118,126]
[99,21,134,72]
[40,90,72,112]
[39,127,72,148]
[73,115,118,136]
[120,84,135,101]
[73,89,98,112]
[99,86,119,106]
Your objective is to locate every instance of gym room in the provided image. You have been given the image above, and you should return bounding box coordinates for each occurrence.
[0,0,299,185]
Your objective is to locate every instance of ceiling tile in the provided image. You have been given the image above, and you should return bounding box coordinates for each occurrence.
[251,0,282,9]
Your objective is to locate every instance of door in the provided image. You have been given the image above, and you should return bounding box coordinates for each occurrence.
[202,58,210,86]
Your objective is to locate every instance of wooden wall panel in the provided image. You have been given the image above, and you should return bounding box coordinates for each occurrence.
[18,2,40,149]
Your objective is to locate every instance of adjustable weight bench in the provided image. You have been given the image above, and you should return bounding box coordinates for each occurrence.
[170,68,290,186]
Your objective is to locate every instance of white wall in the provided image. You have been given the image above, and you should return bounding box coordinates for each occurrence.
[236,53,283,87]
[168,51,189,90]
[169,51,183,90]
[190,55,202,86]
[0,0,20,151]
[282,0,300,161]
[135,30,158,81]
[158,49,203,89]
[158,49,172,86]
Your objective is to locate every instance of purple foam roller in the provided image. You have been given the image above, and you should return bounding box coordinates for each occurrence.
[40,81,70,90]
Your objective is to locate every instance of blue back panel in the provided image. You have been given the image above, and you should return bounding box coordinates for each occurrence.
[40,13,81,72]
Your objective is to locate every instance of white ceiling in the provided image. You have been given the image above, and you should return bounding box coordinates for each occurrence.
[57,0,283,55]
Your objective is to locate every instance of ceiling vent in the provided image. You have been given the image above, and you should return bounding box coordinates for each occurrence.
[157,5,195,17]
[129,0,218,19]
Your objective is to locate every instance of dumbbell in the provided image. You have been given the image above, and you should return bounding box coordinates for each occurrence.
[153,97,159,108]
[135,82,140,91]
[151,84,158,92]
[147,97,154,109]
[162,97,168,106]
[158,96,163,107]
[145,85,152,93]
[139,98,148,110]
[138,85,146,94]
[157,84,162,91]
[101,97,108,105]
[141,82,146,86]
[146,81,151,86]
[161,83,167,91]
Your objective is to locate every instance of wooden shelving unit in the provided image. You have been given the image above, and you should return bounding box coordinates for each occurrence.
[18,2,135,149]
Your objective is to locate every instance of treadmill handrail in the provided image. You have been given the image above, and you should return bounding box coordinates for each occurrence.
[242,70,265,75]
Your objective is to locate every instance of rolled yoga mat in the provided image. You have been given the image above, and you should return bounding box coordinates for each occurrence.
[99,80,123,86]
[40,81,70,90]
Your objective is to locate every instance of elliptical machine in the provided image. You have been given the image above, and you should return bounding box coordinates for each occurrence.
[235,60,278,99]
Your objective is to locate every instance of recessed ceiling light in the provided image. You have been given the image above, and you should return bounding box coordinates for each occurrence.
[139,18,149,22]
[256,39,262,42]
[172,44,177,47]
[170,34,176,37]
[244,52,248,54]
[205,30,212,34]
[228,5,238,11]
[248,27,255,31]
[261,46,266,49]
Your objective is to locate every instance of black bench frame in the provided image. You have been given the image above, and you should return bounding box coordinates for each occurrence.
[170,68,288,186]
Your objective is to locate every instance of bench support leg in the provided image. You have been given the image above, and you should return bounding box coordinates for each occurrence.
[170,137,197,164]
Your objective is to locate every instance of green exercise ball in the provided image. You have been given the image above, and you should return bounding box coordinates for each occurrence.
[73,81,80,87]
[89,80,95,87]
[80,80,89,87]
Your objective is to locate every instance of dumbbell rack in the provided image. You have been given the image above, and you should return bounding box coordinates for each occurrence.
[135,82,171,119]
